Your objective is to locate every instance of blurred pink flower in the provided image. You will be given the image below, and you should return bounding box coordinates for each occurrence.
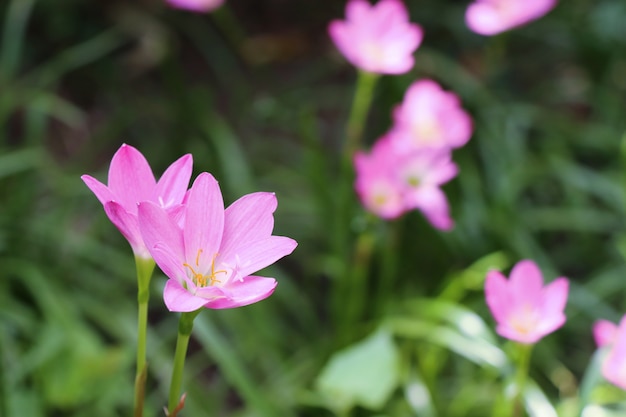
[82,144,192,259]
[328,0,423,74]
[166,0,224,13]
[390,79,473,151]
[465,0,556,36]
[602,315,626,390]
[485,260,569,344]
[138,173,297,311]
[354,136,457,229]
[594,319,618,348]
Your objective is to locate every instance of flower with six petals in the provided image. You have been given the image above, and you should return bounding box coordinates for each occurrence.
[138,173,297,311]
[328,0,423,74]
[81,144,192,259]
[485,259,569,344]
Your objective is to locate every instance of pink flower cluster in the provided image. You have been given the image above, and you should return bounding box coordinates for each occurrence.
[328,0,556,72]
[354,79,472,229]
[593,317,626,390]
[82,144,297,312]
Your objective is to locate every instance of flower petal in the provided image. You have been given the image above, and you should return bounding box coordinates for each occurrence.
[205,276,277,309]
[154,153,193,208]
[163,279,214,312]
[221,236,297,279]
[81,175,115,205]
[509,259,544,304]
[184,173,224,271]
[104,201,147,258]
[137,201,185,262]
[221,192,278,261]
[108,144,156,211]
[485,270,512,325]
[594,319,618,348]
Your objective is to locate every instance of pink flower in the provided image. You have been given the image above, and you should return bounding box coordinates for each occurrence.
[137,173,297,311]
[465,0,557,36]
[166,0,224,12]
[602,315,626,390]
[390,79,473,151]
[328,0,423,74]
[82,144,192,259]
[485,260,569,344]
[594,319,618,348]
[354,136,457,229]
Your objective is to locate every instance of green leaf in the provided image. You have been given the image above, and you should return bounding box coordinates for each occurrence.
[315,329,400,413]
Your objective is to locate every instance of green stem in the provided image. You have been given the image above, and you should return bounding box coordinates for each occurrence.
[168,309,202,415]
[340,220,376,342]
[134,256,155,417]
[510,343,533,417]
[343,70,380,160]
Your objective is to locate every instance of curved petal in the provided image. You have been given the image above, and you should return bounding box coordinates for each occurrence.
[108,144,156,210]
[594,319,618,348]
[410,186,453,230]
[154,154,193,208]
[81,175,115,205]
[104,202,147,258]
[184,173,224,271]
[221,192,277,260]
[206,276,277,309]
[509,260,544,304]
[221,236,297,279]
[485,270,512,325]
[163,279,212,312]
[137,201,185,261]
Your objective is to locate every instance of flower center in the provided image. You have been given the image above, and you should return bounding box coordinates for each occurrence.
[509,304,540,336]
[413,117,442,144]
[183,249,227,287]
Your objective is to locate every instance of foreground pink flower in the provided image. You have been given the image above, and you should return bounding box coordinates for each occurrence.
[594,319,618,348]
[465,0,557,36]
[328,0,423,74]
[390,79,472,151]
[166,0,224,12]
[602,315,626,390]
[138,173,297,311]
[485,260,569,344]
[354,136,457,229]
[82,144,192,259]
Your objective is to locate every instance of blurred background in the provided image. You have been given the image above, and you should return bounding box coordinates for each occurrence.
[2,0,626,416]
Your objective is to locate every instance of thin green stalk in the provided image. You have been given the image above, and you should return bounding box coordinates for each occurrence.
[343,70,380,159]
[168,309,202,415]
[510,343,533,417]
[134,257,155,417]
[340,222,376,342]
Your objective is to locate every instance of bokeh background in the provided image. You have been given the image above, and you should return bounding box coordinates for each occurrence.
[2,0,626,416]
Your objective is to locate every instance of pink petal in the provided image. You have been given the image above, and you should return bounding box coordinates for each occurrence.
[540,277,569,320]
[508,259,544,305]
[603,315,626,389]
[409,186,454,230]
[485,270,512,324]
[107,144,156,211]
[137,201,185,261]
[220,192,278,261]
[221,236,297,279]
[104,201,147,258]
[163,279,215,312]
[81,175,115,205]
[205,276,277,309]
[183,173,224,271]
[594,319,618,348]
[154,154,193,208]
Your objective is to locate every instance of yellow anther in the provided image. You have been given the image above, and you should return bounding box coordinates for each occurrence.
[182,252,228,288]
